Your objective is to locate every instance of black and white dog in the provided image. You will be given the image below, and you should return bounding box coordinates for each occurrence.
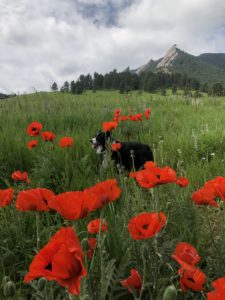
[90,131,154,171]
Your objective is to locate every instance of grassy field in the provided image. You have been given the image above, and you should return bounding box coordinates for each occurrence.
[0,90,225,299]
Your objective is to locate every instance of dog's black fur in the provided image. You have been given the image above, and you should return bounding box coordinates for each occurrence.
[90,131,154,171]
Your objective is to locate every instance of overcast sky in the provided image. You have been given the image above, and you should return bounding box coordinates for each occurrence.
[1,0,225,93]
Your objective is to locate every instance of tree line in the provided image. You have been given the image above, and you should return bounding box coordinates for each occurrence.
[50,69,225,96]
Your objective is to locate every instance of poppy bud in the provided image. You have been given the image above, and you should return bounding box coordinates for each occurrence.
[2,276,11,286]
[37,278,46,291]
[3,281,16,298]
[81,238,90,251]
[162,285,177,300]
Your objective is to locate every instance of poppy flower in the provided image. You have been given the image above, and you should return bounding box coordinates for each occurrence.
[59,137,74,147]
[135,170,159,188]
[87,219,108,234]
[0,188,14,207]
[11,170,30,184]
[24,227,87,295]
[27,140,38,149]
[192,181,218,207]
[16,188,55,212]
[213,176,225,202]
[49,191,92,220]
[119,116,130,121]
[27,122,43,136]
[175,177,189,187]
[120,269,142,293]
[42,131,56,142]
[86,238,97,261]
[178,265,206,292]
[102,121,118,132]
[144,108,151,119]
[172,242,201,267]
[128,212,166,240]
[111,143,122,152]
[85,179,121,212]
[130,114,142,122]
[207,277,225,300]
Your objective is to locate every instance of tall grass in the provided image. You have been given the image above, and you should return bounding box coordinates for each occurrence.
[0,91,225,299]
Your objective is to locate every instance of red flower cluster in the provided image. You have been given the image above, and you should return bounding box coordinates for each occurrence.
[192,176,225,207]
[130,161,189,189]
[128,212,166,240]
[87,219,108,234]
[16,188,55,212]
[120,269,142,293]
[24,227,87,295]
[207,277,225,299]
[11,170,30,184]
[0,188,14,207]
[113,108,151,123]
[171,242,206,292]
[102,121,118,132]
[49,179,121,220]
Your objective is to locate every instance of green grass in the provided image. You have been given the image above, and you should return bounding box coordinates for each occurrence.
[0,90,225,299]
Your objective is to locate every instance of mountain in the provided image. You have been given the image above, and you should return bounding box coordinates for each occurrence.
[131,45,225,84]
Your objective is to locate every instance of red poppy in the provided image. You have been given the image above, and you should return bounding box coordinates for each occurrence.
[130,114,142,122]
[87,219,108,234]
[59,137,74,147]
[49,191,92,220]
[144,108,151,119]
[16,188,55,211]
[120,269,142,293]
[42,131,56,142]
[85,179,121,212]
[111,143,122,152]
[178,265,206,292]
[0,188,14,207]
[24,227,87,295]
[192,181,218,207]
[27,140,38,149]
[119,116,130,121]
[135,170,159,188]
[213,176,225,202]
[11,170,30,184]
[128,212,166,240]
[175,176,189,187]
[172,242,201,267]
[88,238,97,250]
[27,122,43,136]
[102,121,118,132]
[207,277,225,300]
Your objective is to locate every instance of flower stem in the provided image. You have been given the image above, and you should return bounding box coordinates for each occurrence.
[36,212,40,250]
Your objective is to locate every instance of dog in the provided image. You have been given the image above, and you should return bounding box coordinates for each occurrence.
[90,131,154,171]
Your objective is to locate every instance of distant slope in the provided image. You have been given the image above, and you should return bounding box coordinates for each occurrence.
[131,45,225,84]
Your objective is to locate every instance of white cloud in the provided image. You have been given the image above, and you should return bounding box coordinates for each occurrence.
[0,0,225,92]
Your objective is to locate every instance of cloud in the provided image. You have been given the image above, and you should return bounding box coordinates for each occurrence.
[0,0,225,92]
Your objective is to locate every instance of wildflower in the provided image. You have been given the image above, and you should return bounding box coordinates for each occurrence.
[213,176,225,202]
[11,170,30,184]
[87,219,108,234]
[111,143,122,152]
[41,131,56,142]
[207,277,225,300]
[175,177,189,187]
[0,188,14,207]
[27,140,38,149]
[172,242,201,267]
[16,188,55,212]
[128,212,166,240]
[192,181,218,207]
[120,269,142,293]
[102,121,118,132]
[178,265,206,292]
[27,122,43,136]
[87,238,97,261]
[144,108,151,119]
[24,227,87,295]
[59,137,74,147]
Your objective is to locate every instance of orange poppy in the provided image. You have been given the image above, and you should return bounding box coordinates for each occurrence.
[0,188,14,207]
[175,176,189,187]
[59,137,74,147]
[24,227,87,295]
[41,131,56,142]
[207,277,225,300]
[11,170,30,184]
[111,143,122,152]
[102,121,118,132]
[120,269,142,293]
[172,242,201,267]
[27,121,43,136]
[192,181,218,207]
[128,212,166,240]
[27,140,38,149]
[87,219,108,234]
[178,265,206,292]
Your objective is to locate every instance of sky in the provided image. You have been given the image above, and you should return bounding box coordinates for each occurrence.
[1,0,225,93]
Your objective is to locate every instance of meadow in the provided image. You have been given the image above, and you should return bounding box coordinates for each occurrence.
[0,90,225,299]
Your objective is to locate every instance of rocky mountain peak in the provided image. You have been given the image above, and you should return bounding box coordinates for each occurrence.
[156,44,179,72]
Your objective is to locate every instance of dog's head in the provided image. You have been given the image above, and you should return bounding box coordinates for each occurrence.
[90,131,111,154]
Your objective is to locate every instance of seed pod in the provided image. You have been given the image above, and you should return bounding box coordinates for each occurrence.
[162,285,177,300]
[3,281,16,298]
